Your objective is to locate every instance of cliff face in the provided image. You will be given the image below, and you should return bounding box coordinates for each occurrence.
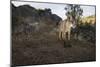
[11,4,62,33]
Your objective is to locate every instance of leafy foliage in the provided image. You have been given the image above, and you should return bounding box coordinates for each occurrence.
[65,4,83,25]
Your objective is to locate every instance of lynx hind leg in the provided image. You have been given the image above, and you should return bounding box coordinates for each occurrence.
[62,32,66,40]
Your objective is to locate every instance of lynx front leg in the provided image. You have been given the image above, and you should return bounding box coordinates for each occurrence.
[62,32,66,40]
[59,31,62,40]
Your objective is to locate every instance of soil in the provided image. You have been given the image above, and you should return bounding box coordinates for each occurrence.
[11,33,96,66]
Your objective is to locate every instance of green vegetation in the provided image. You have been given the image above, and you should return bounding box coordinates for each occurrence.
[65,4,83,25]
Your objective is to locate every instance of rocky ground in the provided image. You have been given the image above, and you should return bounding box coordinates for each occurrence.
[12,32,96,66]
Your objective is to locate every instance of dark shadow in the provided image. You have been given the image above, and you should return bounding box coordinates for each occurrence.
[63,40,72,48]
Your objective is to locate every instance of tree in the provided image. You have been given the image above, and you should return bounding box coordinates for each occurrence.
[65,4,83,26]
[45,8,51,14]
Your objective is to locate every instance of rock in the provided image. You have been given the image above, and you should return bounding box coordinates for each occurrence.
[11,3,62,34]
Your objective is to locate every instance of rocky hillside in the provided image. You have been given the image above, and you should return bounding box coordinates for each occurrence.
[12,4,62,33]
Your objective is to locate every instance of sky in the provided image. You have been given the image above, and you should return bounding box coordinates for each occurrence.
[11,1,95,20]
